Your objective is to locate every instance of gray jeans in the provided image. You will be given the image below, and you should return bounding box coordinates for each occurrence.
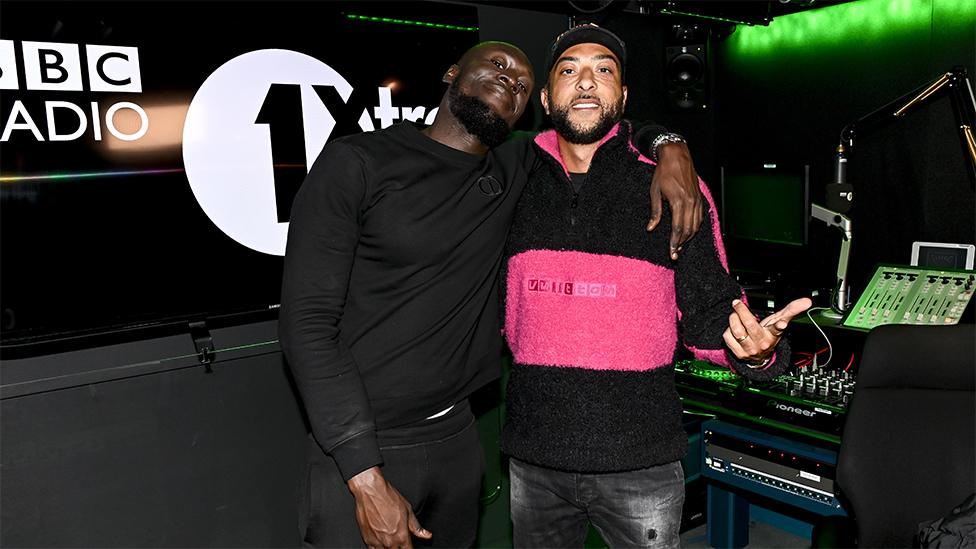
[510,458,685,548]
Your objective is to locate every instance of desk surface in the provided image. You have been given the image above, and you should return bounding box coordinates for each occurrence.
[793,309,861,331]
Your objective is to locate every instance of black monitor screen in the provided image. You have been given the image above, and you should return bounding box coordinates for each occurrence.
[0,1,479,350]
[720,164,810,247]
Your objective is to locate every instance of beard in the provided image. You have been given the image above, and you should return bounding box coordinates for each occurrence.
[548,94,623,145]
[447,79,512,148]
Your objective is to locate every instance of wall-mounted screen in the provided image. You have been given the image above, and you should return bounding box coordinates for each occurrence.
[0,1,480,352]
[720,164,810,247]
[717,163,815,311]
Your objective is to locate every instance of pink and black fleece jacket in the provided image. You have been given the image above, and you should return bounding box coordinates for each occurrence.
[500,121,790,473]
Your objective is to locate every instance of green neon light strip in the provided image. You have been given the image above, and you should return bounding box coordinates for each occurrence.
[346,14,478,32]
[681,397,842,445]
[728,0,976,57]
[660,8,757,26]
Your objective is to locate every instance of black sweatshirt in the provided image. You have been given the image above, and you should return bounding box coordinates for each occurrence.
[279,122,534,480]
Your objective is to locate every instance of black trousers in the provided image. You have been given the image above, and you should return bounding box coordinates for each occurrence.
[300,401,485,548]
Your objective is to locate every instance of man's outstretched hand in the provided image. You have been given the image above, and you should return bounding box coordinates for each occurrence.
[647,142,704,260]
[347,467,431,549]
[724,297,814,365]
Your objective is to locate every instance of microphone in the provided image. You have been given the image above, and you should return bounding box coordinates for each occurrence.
[826,143,854,213]
[833,143,847,185]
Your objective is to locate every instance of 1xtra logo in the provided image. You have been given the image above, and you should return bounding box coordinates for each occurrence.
[183,49,438,256]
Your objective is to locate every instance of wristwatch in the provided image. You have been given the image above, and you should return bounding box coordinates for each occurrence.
[650,132,686,163]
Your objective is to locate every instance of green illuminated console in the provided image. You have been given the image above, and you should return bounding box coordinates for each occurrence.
[843,264,975,330]
[675,360,848,445]
[686,360,740,383]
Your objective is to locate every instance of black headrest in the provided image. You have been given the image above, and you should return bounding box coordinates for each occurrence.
[856,324,975,390]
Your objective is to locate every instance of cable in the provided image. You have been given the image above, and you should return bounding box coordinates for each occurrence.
[794,346,829,368]
[804,307,834,368]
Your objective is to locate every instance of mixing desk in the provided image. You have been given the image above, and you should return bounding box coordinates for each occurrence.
[676,359,850,444]
[844,265,975,330]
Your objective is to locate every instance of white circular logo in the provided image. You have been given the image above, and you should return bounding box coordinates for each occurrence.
[183,49,353,256]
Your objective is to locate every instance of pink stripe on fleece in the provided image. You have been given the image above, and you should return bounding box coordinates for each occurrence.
[685,349,777,371]
[699,182,748,304]
[629,146,731,276]
[533,123,621,179]
[700,182,730,273]
[686,346,731,368]
[630,153,745,307]
[684,181,747,357]
[628,142,655,166]
[505,249,676,372]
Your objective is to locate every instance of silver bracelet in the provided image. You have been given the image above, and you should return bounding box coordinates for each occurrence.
[650,132,686,163]
[746,356,772,369]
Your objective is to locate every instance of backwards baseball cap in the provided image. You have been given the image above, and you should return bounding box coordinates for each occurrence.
[545,23,627,82]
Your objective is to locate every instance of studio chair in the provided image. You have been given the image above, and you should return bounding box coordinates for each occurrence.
[812,324,976,548]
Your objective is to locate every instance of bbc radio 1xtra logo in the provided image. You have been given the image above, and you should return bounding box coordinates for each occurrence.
[0,40,145,141]
[183,49,439,256]
[1,42,439,256]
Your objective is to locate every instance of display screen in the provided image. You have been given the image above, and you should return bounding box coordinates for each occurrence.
[0,1,480,350]
[720,164,810,247]
[912,243,976,270]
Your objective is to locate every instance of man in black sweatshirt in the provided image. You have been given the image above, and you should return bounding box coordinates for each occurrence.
[279,40,705,549]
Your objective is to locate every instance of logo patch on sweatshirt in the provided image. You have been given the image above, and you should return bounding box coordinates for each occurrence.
[526,278,617,298]
[477,175,503,196]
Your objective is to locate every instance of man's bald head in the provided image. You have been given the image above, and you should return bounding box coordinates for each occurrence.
[436,40,535,148]
[458,41,531,69]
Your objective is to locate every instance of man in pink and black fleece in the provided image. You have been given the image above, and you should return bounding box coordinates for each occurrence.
[500,24,812,548]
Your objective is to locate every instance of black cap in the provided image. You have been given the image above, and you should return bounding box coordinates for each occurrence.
[545,23,627,82]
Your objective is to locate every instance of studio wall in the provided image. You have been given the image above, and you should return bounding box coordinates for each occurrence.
[713,0,976,299]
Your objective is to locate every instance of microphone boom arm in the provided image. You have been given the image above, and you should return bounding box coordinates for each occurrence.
[811,203,853,317]
[839,66,976,184]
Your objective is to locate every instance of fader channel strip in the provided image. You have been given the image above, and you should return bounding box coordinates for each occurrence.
[843,264,975,330]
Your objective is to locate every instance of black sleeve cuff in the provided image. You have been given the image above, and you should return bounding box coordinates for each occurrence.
[632,123,668,158]
[725,337,791,382]
[329,431,383,482]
